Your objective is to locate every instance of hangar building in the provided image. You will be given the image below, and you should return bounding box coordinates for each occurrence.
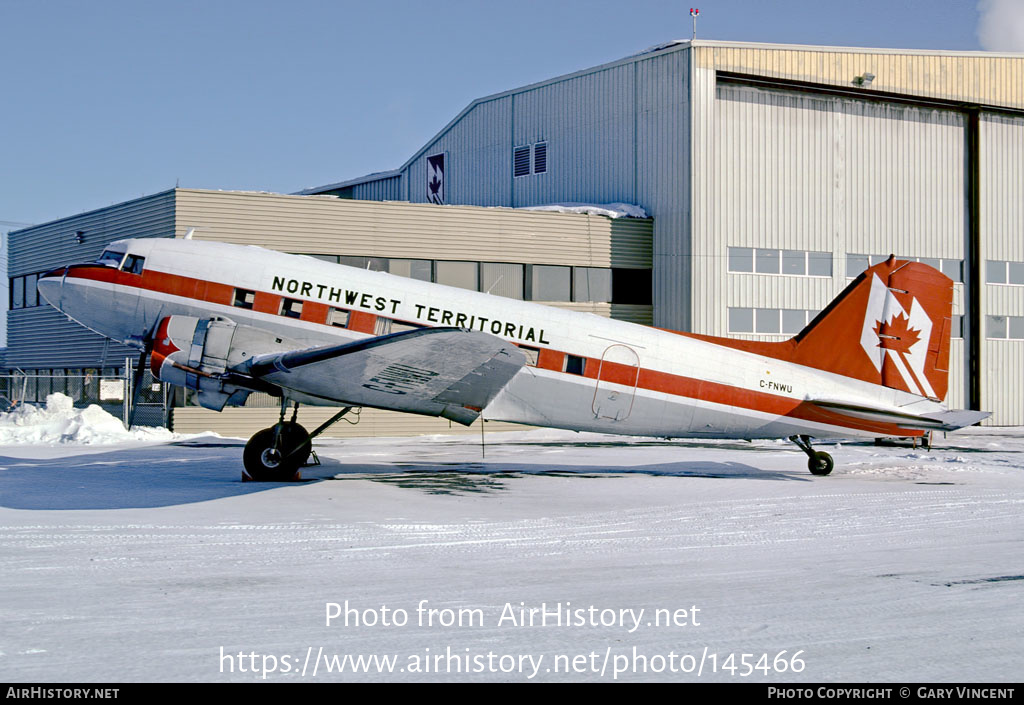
[303,40,1024,425]
[7,40,1024,428]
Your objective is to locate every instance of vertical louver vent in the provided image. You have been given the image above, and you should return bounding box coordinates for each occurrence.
[533,142,547,174]
[513,146,531,177]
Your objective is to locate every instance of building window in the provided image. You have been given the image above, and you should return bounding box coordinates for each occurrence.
[728,247,753,273]
[389,259,432,281]
[728,307,754,333]
[611,269,652,305]
[11,276,24,309]
[755,249,780,274]
[25,273,38,308]
[481,262,524,299]
[280,298,303,319]
[729,307,820,335]
[987,260,1024,286]
[530,265,570,301]
[513,146,531,177]
[987,315,1024,339]
[848,254,963,282]
[233,288,255,309]
[436,261,479,291]
[340,256,387,272]
[729,248,831,277]
[573,267,613,303]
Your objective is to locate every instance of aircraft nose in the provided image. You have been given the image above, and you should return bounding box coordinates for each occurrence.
[37,267,66,310]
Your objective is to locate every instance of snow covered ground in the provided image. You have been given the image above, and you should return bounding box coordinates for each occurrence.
[1,402,1022,682]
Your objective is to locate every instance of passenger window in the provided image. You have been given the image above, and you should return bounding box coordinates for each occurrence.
[328,308,350,328]
[281,298,303,319]
[233,288,256,309]
[518,345,540,366]
[565,355,585,375]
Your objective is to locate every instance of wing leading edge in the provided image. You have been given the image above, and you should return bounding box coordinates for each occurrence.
[241,327,526,425]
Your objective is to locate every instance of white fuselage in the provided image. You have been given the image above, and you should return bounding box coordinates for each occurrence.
[38,238,945,440]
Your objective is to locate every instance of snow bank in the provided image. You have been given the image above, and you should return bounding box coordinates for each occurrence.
[0,393,176,445]
[520,202,649,219]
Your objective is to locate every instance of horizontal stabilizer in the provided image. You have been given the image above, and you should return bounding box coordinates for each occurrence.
[810,399,991,432]
[241,327,526,425]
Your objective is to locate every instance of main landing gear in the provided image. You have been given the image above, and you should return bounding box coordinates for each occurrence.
[242,400,354,482]
[788,434,834,476]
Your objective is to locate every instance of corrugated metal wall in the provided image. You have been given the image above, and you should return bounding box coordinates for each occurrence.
[176,189,652,268]
[8,191,175,276]
[980,113,1024,424]
[351,174,403,201]
[511,65,637,206]
[697,43,1023,111]
[6,191,175,369]
[637,49,693,332]
[403,97,513,207]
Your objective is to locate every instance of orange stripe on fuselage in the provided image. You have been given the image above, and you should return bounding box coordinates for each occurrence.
[64,265,920,437]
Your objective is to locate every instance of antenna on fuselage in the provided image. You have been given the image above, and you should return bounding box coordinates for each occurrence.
[183,228,196,240]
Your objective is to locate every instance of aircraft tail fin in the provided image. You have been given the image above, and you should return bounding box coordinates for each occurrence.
[791,257,953,401]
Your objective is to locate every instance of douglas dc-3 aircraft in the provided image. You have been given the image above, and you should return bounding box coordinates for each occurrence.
[37,235,989,481]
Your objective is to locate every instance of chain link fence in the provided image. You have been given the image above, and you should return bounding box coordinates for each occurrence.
[0,359,170,429]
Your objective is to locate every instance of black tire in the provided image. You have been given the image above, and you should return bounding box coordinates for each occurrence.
[242,423,311,481]
[808,450,834,476]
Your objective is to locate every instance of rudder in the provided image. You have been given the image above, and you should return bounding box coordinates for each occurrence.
[791,257,953,401]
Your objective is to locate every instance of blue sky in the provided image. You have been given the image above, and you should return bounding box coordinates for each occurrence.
[0,0,1018,226]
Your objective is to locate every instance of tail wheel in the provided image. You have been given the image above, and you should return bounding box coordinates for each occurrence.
[243,422,311,481]
[808,451,834,476]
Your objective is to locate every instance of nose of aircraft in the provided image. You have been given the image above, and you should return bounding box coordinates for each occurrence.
[37,267,66,311]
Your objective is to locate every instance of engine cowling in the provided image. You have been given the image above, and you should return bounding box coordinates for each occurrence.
[150,315,298,411]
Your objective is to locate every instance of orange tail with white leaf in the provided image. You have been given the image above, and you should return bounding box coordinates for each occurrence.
[791,256,952,401]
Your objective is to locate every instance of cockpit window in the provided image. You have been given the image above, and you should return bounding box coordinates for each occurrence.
[97,249,126,267]
[121,254,145,275]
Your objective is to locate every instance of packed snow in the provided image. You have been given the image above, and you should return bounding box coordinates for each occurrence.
[520,202,649,219]
[1,424,1022,682]
[0,393,178,445]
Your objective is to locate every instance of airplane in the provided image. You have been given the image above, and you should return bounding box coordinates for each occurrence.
[36,235,990,481]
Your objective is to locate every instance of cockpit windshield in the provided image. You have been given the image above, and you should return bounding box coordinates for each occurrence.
[96,249,126,267]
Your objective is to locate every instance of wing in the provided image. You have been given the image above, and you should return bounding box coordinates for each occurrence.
[241,327,526,425]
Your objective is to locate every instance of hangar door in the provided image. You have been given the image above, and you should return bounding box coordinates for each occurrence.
[696,78,967,412]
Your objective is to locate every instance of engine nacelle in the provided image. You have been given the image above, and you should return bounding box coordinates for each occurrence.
[150,315,298,411]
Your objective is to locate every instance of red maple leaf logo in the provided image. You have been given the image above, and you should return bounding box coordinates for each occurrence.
[873,313,921,354]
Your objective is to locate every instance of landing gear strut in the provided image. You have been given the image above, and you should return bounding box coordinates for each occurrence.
[242,400,354,482]
[789,434,834,476]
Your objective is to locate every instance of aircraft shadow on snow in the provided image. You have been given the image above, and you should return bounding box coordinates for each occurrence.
[0,438,814,510]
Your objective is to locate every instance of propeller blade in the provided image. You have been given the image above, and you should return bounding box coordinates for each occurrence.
[127,346,149,429]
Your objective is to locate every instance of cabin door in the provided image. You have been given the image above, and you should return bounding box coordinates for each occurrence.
[592,344,640,421]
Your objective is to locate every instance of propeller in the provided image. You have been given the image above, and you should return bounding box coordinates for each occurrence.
[126,319,160,429]
[126,344,150,429]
